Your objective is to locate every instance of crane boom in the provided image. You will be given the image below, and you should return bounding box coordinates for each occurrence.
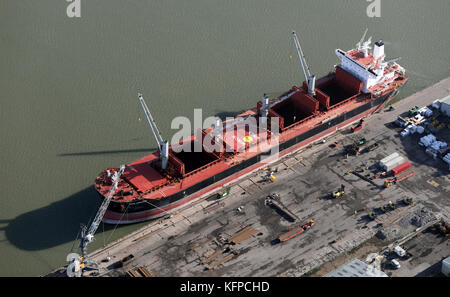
[291,31,315,96]
[356,28,368,50]
[291,31,311,82]
[138,93,164,149]
[137,93,169,169]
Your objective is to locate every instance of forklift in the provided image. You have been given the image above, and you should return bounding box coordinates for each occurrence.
[345,138,367,156]
[402,197,413,206]
[387,201,396,210]
[368,210,377,220]
[217,187,231,199]
[331,184,345,198]
[354,138,367,147]
[351,119,365,133]
[408,106,419,116]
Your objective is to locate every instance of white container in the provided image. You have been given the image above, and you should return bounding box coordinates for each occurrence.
[384,156,405,172]
[416,126,425,134]
[380,152,400,166]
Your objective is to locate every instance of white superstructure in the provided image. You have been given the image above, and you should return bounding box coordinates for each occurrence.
[335,30,404,93]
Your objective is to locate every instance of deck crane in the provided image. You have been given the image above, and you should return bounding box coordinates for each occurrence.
[355,28,372,57]
[66,165,125,277]
[356,28,368,50]
[138,93,169,169]
[291,31,316,96]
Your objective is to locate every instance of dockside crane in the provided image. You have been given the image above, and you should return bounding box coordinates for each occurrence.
[66,165,125,277]
[138,93,169,169]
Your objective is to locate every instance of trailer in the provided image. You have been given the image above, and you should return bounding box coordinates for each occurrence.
[277,219,314,242]
[392,161,411,176]
[351,119,365,133]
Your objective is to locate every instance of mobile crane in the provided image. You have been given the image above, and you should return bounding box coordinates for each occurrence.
[66,165,125,277]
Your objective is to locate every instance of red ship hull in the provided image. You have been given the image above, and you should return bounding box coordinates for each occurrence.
[95,42,408,224]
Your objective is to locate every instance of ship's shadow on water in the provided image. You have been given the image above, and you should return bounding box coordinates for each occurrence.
[58,147,156,157]
[4,186,125,251]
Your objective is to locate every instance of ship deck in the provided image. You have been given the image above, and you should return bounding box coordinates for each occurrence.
[95,66,406,203]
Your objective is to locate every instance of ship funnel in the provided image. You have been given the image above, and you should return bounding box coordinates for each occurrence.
[373,40,385,60]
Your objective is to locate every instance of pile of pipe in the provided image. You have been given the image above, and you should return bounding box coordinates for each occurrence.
[419,134,437,147]
[400,207,436,227]
[418,106,433,117]
[401,124,424,137]
[430,140,448,151]
[443,153,450,165]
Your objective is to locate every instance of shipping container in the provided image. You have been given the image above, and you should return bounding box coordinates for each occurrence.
[383,156,405,172]
[392,161,411,176]
[379,152,400,167]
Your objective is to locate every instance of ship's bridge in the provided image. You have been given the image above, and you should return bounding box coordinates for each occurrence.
[335,40,401,93]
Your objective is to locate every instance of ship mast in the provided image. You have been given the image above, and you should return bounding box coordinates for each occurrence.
[291,31,315,96]
[138,93,169,169]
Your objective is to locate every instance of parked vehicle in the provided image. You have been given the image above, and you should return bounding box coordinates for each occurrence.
[391,259,401,269]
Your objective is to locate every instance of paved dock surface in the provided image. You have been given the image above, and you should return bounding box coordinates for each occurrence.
[50,77,450,277]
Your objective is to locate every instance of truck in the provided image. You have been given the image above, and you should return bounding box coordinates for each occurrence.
[408,106,419,116]
[391,259,401,269]
[394,246,406,258]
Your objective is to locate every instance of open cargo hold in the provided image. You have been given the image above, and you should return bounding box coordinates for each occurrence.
[270,91,318,131]
[392,161,411,176]
[315,66,363,108]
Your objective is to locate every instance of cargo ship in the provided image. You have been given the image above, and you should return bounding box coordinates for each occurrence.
[95,31,407,224]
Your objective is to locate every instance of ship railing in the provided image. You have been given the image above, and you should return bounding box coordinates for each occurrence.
[281,114,315,132]
[327,92,363,111]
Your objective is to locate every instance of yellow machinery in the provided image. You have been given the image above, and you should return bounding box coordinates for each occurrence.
[331,184,345,198]
[269,174,276,182]
[388,201,396,210]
